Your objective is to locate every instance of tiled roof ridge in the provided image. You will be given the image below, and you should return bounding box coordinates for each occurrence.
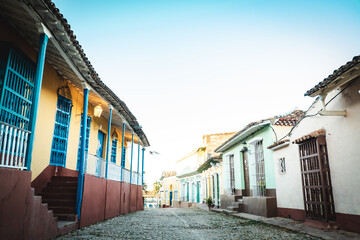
[267,139,290,149]
[305,55,360,96]
[293,129,326,144]
[43,0,149,146]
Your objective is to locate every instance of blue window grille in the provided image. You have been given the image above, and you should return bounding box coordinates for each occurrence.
[111,139,117,163]
[0,46,36,130]
[49,95,72,167]
[76,114,91,170]
[121,146,126,167]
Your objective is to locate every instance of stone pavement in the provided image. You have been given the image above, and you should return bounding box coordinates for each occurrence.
[58,207,325,240]
[206,205,360,240]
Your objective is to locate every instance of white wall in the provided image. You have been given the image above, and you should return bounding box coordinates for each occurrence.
[273,79,360,215]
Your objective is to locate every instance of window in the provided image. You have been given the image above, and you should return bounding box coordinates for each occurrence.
[298,135,335,221]
[50,95,72,167]
[111,139,117,163]
[0,47,36,130]
[76,114,91,170]
[121,146,126,167]
[229,154,235,194]
[253,140,265,197]
[279,157,286,174]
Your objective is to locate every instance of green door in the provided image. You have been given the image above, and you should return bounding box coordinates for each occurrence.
[196,181,200,203]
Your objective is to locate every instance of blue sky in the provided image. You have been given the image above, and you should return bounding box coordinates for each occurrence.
[53,0,360,186]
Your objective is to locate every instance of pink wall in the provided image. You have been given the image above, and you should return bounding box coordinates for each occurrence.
[0,168,57,240]
[80,175,143,228]
[105,180,121,219]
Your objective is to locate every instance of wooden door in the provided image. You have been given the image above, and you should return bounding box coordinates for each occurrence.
[242,151,250,196]
[298,135,335,221]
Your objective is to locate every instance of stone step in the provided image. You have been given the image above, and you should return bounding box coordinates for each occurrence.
[54,213,77,221]
[51,176,78,182]
[227,206,241,212]
[57,221,79,237]
[234,195,243,201]
[43,185,77,193]
[39,192,76,200]
[51,206,76,214]
[43,198,76,207]
[47,181,78,187]
[223,209,237,215]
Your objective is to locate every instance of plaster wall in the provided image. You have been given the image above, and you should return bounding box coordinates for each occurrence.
[222,127,277,194]
[0,17,134,180]
[161,176,180,205]
[275,79,360,215]
[272,143,304,210]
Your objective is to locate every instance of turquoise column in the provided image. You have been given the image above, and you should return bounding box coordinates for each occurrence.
[136,140,140,185]
[26,33,48,170]
[120,122,125,181]
[76,86,89,220]
[141,148,145,185]
[129,133,134,184]
[105,106,113,179]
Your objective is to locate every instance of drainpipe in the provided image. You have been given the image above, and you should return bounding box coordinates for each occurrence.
[26,33,49,170]
[76,84,89,220]
[141,148,145,186]
[137,140,140,185]
[105,105,113,179]
[129,133,134,184]
[120,122,125,181]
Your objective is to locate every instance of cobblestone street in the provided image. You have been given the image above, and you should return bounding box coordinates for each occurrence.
[58,208,321,240]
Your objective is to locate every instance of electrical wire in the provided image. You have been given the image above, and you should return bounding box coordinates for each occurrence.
[276,78,358,143]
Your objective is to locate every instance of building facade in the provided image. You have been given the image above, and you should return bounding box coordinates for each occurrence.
[215,112,303,217]
[0,1,150,239]
[160,171,179,207]
[269,56,360,233]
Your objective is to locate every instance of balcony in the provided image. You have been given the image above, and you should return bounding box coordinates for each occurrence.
[85,153,142,185]
[0,121,29,170]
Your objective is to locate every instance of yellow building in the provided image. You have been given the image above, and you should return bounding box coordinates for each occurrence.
[160,171,179,207]
[0,1,149,239]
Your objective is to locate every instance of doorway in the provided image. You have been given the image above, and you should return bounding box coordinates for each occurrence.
[97,131,105,158]
[242,151,250,196]
[169,191,173,206]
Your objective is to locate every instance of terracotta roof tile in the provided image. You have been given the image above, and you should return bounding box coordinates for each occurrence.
[305,55,360,96]
[293,129,326,144]
[267,139,290,149]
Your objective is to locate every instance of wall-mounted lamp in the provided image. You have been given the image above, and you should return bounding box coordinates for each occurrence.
[242,141,247,145]
[94,105,103,117]
[112,131,118,140]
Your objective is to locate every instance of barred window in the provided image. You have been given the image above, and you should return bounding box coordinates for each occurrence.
[253,140,265,197]
[279,157,286,173]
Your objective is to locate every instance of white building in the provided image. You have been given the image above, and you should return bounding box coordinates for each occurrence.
[268,55,360,233]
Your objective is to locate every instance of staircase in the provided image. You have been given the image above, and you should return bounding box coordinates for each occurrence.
[39,176,78,222]
[227,195,244,213]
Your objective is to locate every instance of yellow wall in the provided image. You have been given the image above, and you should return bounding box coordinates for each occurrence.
[0,17,134,180]
[161,177,180,205]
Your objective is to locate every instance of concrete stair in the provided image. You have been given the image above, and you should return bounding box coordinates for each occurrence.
[227,195,244,213]
[39,176,78,222]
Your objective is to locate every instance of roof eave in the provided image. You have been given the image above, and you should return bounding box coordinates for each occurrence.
[215,121,270,153]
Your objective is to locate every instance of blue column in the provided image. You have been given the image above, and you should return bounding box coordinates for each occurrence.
[76,86,89,220]
[129,133,134,184]
[136,140,140,185]
[105,106,113,179]
[26,33,48,170]
[141,148,145,185]
[120,122,125,181]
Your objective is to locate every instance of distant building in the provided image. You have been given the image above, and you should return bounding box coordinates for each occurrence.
[174,132,236,207]
[215,111,303,217]
[160,171,179,207]
[143,191,157,208]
